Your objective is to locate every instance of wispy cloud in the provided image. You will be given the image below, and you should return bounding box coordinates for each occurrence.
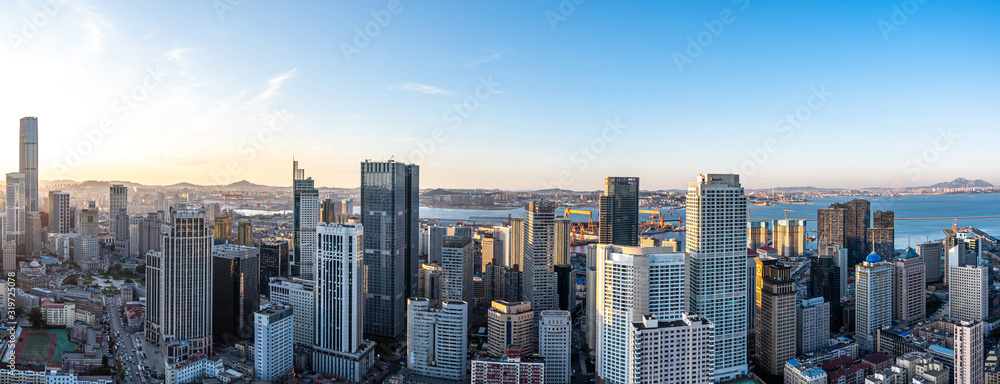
[389,82,454,95]
[466,49,505,67]
[165,47,192,67]
[254,68,298,101]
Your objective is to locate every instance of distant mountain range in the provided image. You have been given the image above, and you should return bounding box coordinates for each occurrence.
[920,178,993,189]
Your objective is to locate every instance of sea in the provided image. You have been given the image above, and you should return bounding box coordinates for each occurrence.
[418,194,1000,250]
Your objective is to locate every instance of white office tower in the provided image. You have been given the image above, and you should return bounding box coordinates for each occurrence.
[428,226,447,264]
[632,314,715,384]
[254,304,293,382]
[522,201,558,319]
[684,174,748,381]
[784,359,828,384]
[949,265,988,322]
[19,117,39,214]
[269,278,315,348]
[147,206,213,365]
[407,298,469,381]
[595,245,693,384]
[493,226,512,268]
[585,245,597,350]
[488,301,534,357]
[110,184,129,257]
[950,319,984,384]
[47,191,71,233]
[855,251,892,352]
[5,173,25,249]
[797,298,830,355]
[539,310,571,384]
[441,236,474,303]
[311,223,376,381]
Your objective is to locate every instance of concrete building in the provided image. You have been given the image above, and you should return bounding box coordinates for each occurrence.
[949,265,989,322]
[311,223,376,382]
[895,352,951,384]
[774,220,807,258]
[632,314,715,384]
[361,160,419,338]
[809,253,843,331]
[417,263,442,301]
[685,174,748,381]
[510,217,524,269]
[407,298,469,381]
[856,251,893,352]
[471,356,545,384]
[212,244,259,345]
[522,201,558,321]
[818,199,871,267]
[428,226,447,265]
[747,221,769,251]
[599,176,639,247]
[292,160,318,279]
[481,235,501,271]
[950,319,984,384]
[5,173,25,254]
[47,191,71,234]
[755,257,797,379]
[917,240,944,283]
[487,301,534,357]
[110,184,129,257]
[798,297,830,355]
[254,304,293,382]
[493,226,512,269]
[236,220,253,247]
[19,117,39,216]
[268,277,315,348]
[784,359,827,384]
[539,310,571,384]
[78,201,99,237]
[893,247,926,326]
[554,218,571,266]
[441,236,473,303]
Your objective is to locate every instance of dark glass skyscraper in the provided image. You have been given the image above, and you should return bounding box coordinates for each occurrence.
[808,254,842,331]
[212,245,259,345]
[360,160,419,338]
[259,240,289,295]
[817,199,870,267]
[869,210,894,261]
[598,176,639,246]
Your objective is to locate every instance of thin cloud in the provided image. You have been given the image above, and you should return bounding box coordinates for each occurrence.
[254,68,298,101]
[466,49,505,67]
[165,47,192,67]
[389,82,454,95]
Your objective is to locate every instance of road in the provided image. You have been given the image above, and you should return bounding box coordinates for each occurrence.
[107,295,148,384]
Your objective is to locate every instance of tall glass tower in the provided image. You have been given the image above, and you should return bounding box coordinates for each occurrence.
[292,160,319,279]
[598,176,639,246]
[19,117,38,213]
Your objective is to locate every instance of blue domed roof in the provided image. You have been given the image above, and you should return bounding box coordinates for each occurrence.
[865,252,882,263]
[900,247,919,260]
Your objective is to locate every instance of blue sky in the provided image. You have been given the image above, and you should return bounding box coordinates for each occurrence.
[1,0,998,190]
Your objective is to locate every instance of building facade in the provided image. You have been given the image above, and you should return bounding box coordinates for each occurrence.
[855,251,892,352]
[539,310,571,384]
[407,299,468,381]
[254,304,293,382]
[599,176,639,246]
[892,248,926,326]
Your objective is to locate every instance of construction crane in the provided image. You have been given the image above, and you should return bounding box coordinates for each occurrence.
[564,209,595,243]
[783,209,793,220]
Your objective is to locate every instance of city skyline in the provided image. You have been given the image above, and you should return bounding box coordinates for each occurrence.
[2,1,999,189]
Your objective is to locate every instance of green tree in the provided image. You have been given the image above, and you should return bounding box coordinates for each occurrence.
[28,308,45,328]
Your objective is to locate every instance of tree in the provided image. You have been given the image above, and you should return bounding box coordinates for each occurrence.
[28,308,45,329]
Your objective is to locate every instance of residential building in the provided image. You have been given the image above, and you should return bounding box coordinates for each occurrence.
[407,299,468,381]
[254,304,293,382]
[539,310,571,384]
[441,236,473,303]
[856,251,892,352]
[949,265,989,322]
[487,301,534,357]
[268,277,315,348]
[522,201,558,321]
[798,297,830,355]
[774,220,807,258]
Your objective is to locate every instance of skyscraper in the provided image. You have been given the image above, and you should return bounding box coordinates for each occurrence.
[407,298,469,381]
[818,199,871,267]
[418,263,442,301]
[774,219,806,257]
[481,235,501,271]
[755,258,797,380]
[487,300,534,357]
[632,314,716,384]
[236,220,253,246]
[949,265,988,322]
[539,310,571,384]
[892,247,926,326]
[19,117,38,214]
[747,221,769,251]
[4,173,25,252]
[554,218,571,265]
[441,236,473,303]
[259,240,289,296]
[110,184,129,257]
[917,240,944,283]
[598,176,639,246]
[292,160,319,279]
[950,319,984,384]
[428,225,447,265]
[78,201,99,237]
[212,244,259,345]
[47,191,71,233]
[254,304,294,383]
[797,298,830,355]
[360,160,419,338]
[685,174,748,381]
[268,277,314,348]
[146,206,213,365]
[869,210,895,261]
[855,251,892,352]
[522,200,558,321]
[809,253,842,331]
[510,218,524,269]
[312,223,376,381]
[214,215,232,243]
[493,225,511,268]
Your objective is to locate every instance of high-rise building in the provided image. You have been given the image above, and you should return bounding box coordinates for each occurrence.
[110,184,130,257]
[747,221,769,251]
[493,226,512,269]
[78,202,99,237]
[818,199,871,267]
[584,245,597,350]
[212,244,259,345]
[504,268,522,303]
[809,253,842,331]
[946,240,982,284]
[599,176,639,247]
[539,310,571,384]
[554,218,571,265]
[129,213,163,258]
[481,235,501,271]
[510,217,524,269]
[5,173,25,252]
[254,304,293,383]
[487,300,534,357]
[214,214,232,243]
[441,236,473,303]
[268,277,314,348]
[820,244,850,299]
[312,223,376,381]
[361,160,419,338]
[484,264,505,305]
[47,191,71,233]
[145,206,213,365]
[892,247,926,326]
[917,240,944,283]
[259,240,289,296]
[523,200,558,323]
[292,160,319,279]
[684,174,748,380]
[320,198,347,224]
[949,319,984,384]
[418,263,442,301]
[949,265,988,322]
[774,219,806,257]
[428,226,447,265]
[595,245,688,383]
[817,206,846,249]
[19,117,38,215]
[869,210,895,261]
[24,211,40,256]
[754,257,796,379]
[856,251,892,351]
[797,298,830,355]
[555,264,577,312]
[236,220,253,246]
[632,314,716,384]
[407,298,469,381]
